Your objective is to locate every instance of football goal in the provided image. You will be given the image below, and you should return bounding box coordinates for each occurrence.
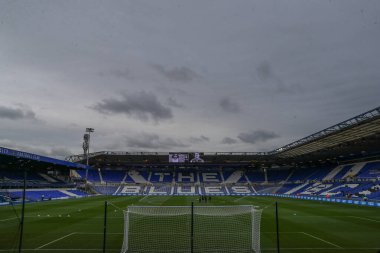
[121,205,262,253]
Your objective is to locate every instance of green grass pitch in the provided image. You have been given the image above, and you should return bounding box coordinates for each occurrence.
[0,196,379,253]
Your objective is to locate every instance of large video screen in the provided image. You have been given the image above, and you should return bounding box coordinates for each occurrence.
[169,153,189,163]
[190,152,204,163]
[169,153,205,163]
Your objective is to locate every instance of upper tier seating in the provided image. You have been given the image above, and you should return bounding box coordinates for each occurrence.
[76,170,101,182]
[267,169,291,182]
[101,170,127,182]
[0,170,71,188]
[245,171,265,183]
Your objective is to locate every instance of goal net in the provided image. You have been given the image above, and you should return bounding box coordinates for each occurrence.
[121,205,262,253]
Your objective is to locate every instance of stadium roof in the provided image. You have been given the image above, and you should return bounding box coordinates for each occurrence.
[274,106,380,158]
[0,147,90,170]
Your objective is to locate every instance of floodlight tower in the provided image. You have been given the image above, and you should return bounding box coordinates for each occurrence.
[83,128,94,181]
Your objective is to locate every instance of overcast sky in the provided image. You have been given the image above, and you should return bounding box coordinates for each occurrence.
[0,0,379,158]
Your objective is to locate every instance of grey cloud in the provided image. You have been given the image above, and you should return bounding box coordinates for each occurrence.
[0,105,36,120]
[99,69,133,80]
[0,139,72,158]
[219,97,241,113]
[151,64,200,82]
[1,1,380,154]
[238,130,279,144]
[103,141,124,150]
[167,97,185,108]
[92,91,172,122]
[256,61,298,94]
[49,147,73,158]
[221,137,238,145]
[256,62,272,81]
[126,133,188,149]
[189,135,210,144]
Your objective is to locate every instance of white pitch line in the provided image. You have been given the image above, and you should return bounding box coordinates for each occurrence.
[0,217,19,222]
[261,248,337,251]
[301,232,343,249]
[2,248,380,252]
[0,249,121,251]
[262,248,380,251]
[262,232,303,234]
[138,195,150,202]
[35,232,77,249]
[349,216,380,223]
[233,196,250,202]
[76,232,123,235]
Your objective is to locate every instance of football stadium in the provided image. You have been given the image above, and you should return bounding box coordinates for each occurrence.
[1,107,380,253]
[1,1,380,253]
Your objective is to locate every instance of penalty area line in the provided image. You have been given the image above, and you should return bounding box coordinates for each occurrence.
[0,217,19,222]
[301,232,343,249]
[348,216,380,223]
[35,232,77,249]
[76,232,123,235]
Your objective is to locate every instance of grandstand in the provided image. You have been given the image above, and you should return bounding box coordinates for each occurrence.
[0,147,89,203]
[64,107,380,203]
[68,161,380,201]
[0,107,379,252]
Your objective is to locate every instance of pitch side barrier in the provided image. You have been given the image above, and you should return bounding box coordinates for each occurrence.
[260,193,380,208]
[114,191,380,207]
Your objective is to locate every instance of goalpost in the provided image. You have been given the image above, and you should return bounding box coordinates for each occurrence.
[121,205,262,253]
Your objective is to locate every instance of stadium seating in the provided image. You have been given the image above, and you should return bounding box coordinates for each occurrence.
[0,169,73,188]
[267,169,291,182]
[69,160,380,200]
[92,185,119,195]
[5,189,87,201]
[76,169,101,182]
[245,171,265,183]
[101,170,127,182]
[150,172,174,183]
[357,162,380,179]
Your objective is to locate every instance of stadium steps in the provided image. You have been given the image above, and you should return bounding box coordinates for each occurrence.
[220,170,226,183]
[128,170,148,183]
[71,170,81,178]
[39,173,58,183]
[343,162,366,178]
[323,165,345,180]
[224,170,243,184]
[246,175,258,193]
[147,172,153,182]
[285,182,309,195]
[121,172,128,183]
[244,174,251,184]
[283,169,295,183]
[114,185,122,195]
[59,189,79,197]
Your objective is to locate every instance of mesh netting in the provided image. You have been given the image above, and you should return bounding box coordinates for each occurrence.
[121,205,262,253]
